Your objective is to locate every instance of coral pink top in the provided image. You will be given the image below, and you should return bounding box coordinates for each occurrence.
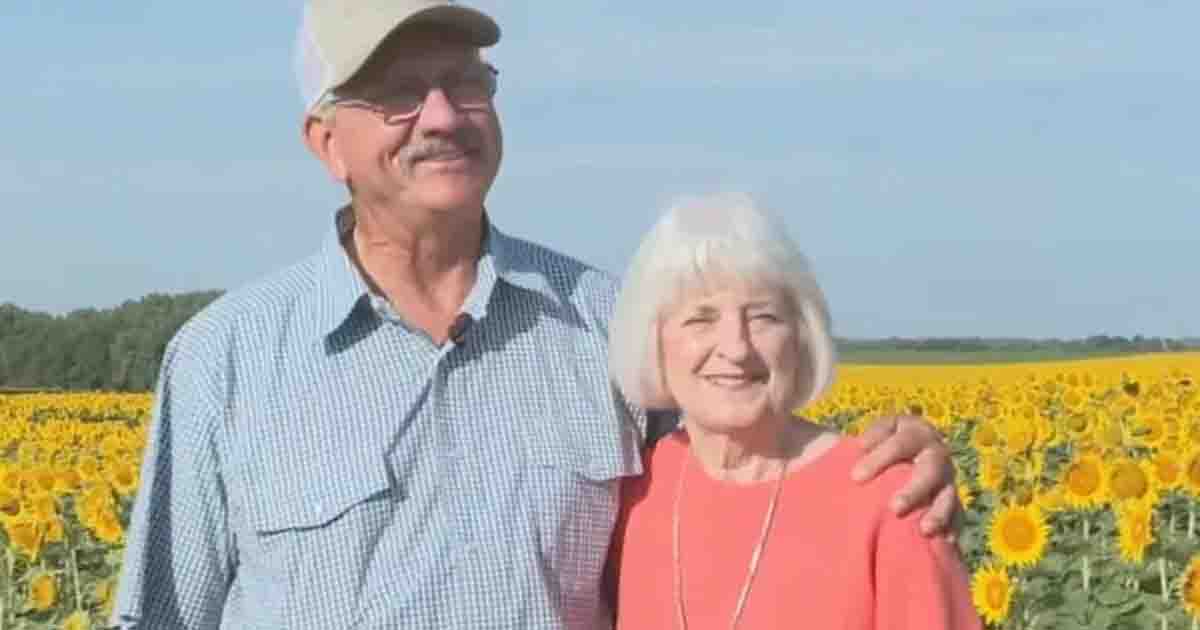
[609,432,981,630]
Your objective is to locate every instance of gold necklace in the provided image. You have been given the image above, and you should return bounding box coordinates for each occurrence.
[672,448,789,630]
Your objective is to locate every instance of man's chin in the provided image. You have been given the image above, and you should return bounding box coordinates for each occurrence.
[418,193,487,216]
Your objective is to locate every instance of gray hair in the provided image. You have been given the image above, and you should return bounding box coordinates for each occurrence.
[608,192,837,411]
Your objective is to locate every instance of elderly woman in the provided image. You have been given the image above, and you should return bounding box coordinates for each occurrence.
[606,194,980,629]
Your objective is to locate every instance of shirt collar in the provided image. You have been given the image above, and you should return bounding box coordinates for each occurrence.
[308,206,372,343]
[307,206,563,344]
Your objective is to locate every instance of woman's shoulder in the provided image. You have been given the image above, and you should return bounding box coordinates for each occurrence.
[797,436,919,519]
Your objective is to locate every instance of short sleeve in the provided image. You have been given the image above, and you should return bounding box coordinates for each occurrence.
[111,331,236,629]
[874,509,982,630]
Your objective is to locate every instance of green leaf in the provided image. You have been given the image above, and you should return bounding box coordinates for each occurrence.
[1115,598,1144,618]
[1032,588,1066,611]
[1087,608,1114,629]
[1093,582,1138,608]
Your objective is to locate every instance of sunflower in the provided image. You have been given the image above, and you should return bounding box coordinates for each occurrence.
[1035,485,1067,513]
[1182,554,1200,620]
[94,577,118,618]
[29,493,57,521]
[956,481,974,510]
[971,564,1013,626]
[0,488,21,517]
[1183,447,1200,499]
[28,468,57,497]
[1097,417,1127,451]
[62,611,90,630]
[971,422,1001,453]
[1107,457,1160,508]
[989,503,1050,567]
[75,455,102,483]
[1060,412,1090,443]
[978,453,1008,493]
[1062,384,1084,407]
[89,506,125,545]
[1002,415,1036,456]
[1133,412,1171,448]
[1151,449,1184,491]
[1061,453,1107,509]
[1011,451,1045,485]
[53,469,81,496]
[109,462,140,496]
[28,572,57,612]
[1115,503,1154,565]
[44,516,65,544]
[4,518,44,561]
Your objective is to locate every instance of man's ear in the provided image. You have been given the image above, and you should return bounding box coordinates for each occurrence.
[303,115,348,182]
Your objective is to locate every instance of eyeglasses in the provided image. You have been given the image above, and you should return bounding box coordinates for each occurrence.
[332,63,499,123]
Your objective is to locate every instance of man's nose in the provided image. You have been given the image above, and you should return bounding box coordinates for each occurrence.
[414,87,465,134]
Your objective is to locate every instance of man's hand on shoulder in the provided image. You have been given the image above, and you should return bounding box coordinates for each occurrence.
[850,414,961,541]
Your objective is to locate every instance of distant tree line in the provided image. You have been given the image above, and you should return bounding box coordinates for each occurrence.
[0,291,222,391]
[1,290,1196,391]
[840,335,1194,354]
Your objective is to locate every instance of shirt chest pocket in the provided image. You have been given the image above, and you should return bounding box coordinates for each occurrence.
[234,452,396,628]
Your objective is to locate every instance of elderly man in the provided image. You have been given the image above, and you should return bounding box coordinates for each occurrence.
[112,2,961,628]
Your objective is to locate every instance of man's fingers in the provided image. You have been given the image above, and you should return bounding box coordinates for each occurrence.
[856,415,898,452]
[889,442,952,516]
[852,426,912,483]
[853,415,926,483]
[920,483,961,538]
[851,416,900,481]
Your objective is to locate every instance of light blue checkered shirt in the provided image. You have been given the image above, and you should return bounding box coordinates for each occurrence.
[113,208,647,629]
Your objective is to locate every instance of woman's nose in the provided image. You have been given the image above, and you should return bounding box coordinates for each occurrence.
[713,318,753,361]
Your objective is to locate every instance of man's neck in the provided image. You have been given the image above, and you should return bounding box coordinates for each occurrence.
[346,201,485,342]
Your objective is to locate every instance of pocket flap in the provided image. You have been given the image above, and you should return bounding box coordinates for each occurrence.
[243,452,393,534]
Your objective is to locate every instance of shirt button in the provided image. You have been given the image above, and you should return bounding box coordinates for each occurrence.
[313,501,324,514]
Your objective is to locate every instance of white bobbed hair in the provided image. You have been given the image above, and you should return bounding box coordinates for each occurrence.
[608,192,837,412]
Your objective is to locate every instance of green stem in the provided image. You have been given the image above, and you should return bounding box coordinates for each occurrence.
[1083,516,1091,592]
[2,547,10,630]
[68,541,82,612]
[1160,557,1168,604]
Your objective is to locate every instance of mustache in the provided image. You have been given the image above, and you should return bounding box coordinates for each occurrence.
[401,129,483,163]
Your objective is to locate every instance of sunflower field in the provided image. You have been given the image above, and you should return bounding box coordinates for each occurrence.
[812,353,1200,629]
[0,354,1199,628]
[0,393,147,629]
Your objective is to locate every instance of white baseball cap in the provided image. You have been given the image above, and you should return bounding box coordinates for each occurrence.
[295,0,500,112]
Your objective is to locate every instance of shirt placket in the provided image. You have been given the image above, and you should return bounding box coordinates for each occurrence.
[430,342,483,626]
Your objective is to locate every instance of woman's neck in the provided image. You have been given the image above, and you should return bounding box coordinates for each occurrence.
[685,418,829,484]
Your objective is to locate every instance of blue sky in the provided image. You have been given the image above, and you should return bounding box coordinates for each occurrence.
[2,2,1197,338]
